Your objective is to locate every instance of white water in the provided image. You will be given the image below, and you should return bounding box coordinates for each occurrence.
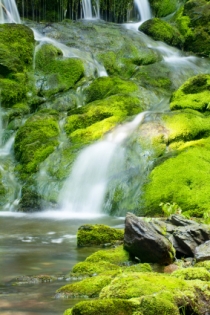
[0,0,21,23]
[59,112,147,216]
[81,0,100,19]
[134,0,151,22]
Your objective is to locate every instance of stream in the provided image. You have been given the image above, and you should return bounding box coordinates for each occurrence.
[0,212,124,315]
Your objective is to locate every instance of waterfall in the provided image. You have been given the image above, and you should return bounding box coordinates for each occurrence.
[81,0,100,19]
[59,112,147,217]
[134,0,152,22]
[0,0,21,23]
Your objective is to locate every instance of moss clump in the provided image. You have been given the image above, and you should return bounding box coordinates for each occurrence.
[97,48,159,79]
[56,274,114,298]
[172,267,210,281]
[0,24,34,74]
[85,246,130,265]
[65,94,143,145]
[170,74,210,112]
[84,77,138,103]
[72,261,121,277]
[163,109,210,143]
[99,272,189,299]
[138,292,180,315]
[65,299,138,315]
[122,263,152,273]
[14,109,60,177]
[77,224,124,247]
[149,0,178,17]
[139,18,183,48]
[35,43,84,97]
[195,261,210,271]
[142,137,210,216]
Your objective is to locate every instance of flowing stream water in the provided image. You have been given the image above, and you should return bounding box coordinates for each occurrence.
[1,1,210,314]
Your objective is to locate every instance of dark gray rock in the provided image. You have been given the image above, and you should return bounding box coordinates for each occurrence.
[166,214,196,226]
[124,212,175,265]
[195,241,210,262]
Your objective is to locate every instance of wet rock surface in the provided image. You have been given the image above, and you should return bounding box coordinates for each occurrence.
[124,212,175,264]
[124,213,210,261]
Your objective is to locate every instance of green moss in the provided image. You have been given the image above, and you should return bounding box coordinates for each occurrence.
[71,261,121,276]
[150,0,178,17]
[65,94,143,145]
[0,75,29,108]
[95,48,159,79]
[56,274,114,298]
[77,224,124,247]
[35,43,84,97]
[86,246,130,265]
[170,74,210,111]
[139,18,183,48]
[0,24,34,74]
[100,272,191,299]
[163,109,210,143]
[122,263,152,273]
[172,267,210,281]
[84,77,138,103]
[195,261,210,271]
[138,292,180,315]
[14,109,60,177]
[142,138,210,216]
[68,299,138,315]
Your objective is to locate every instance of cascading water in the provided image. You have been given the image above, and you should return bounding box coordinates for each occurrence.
[81,0,100,19]
[59,112,147,217]
[0,0,21,23]
[134,0,152,22]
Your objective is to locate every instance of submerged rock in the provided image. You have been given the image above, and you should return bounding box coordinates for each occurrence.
[124,213,175,264]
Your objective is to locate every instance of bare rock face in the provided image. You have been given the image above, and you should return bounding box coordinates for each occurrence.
[151,215,210,257]
[124,213,175,265]
[195,241,210,262]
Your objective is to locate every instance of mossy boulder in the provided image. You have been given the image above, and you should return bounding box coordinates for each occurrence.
[195,260,210,271]
[0,24,34,75]
[35,43,84,97]
[14,109,60,178]
[84,77,138,103]
[172,267,210,281]
[64,299,139,315]
[71,261,121,277]
[71,245,130,276]
[65,94,144,145]
[139,18,183,48]
[149,0,178,17]
[170,74,210,112]
[77,224,124,247]
[56,274,115,298]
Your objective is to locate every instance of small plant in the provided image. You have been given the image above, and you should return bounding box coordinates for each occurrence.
[159,202,182,217]
[203,210,210,224]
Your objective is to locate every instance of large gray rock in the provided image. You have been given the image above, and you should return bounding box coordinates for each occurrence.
[124,212,175,265]
[195,241,210,262]
[150,215,210,257]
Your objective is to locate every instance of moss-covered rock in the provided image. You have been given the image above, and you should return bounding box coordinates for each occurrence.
[0,24,34,75]
[35,43,84,97]
[65,94,144,145]
[77,224,124,247]
[14,109,60,178]
[64,299,139,315]
[84,77,138,103]
[195,260,210,271]
[71,261,121,277]
[139,18,183,48]
[56,274,115,298]
[149,0,178,17]
[170,74,210,112]
[171,267,210,281]
[85,245,130,265]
